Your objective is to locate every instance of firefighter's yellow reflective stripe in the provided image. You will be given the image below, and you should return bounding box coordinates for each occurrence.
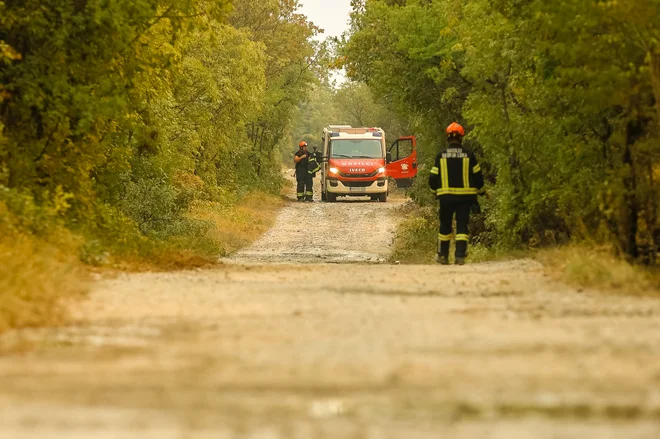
[305,191,313,196]
[430,167,439,175]
[297,193,304,196]
[477,187,486,195]
[430,188,437,194]
[456,234,469,242]
[472,164,481,173]
[440,158,449,189]
[438,233,452,242]
[462,158,470,189]
[436,188,478,195]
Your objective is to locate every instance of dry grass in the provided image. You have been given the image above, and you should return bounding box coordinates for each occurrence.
[0,232,87,333]
[389,203,438,264]
[390,203,659,297]
[537,246,660,296]
[190,191,284,256]
[111,190,285,272]
[0,189,284,335]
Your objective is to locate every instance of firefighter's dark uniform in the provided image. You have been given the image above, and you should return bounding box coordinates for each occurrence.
[428,139,485,263]
[308,150,321,181]
[294,149,313,201]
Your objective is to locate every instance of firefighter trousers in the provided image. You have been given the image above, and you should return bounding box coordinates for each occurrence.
[296,174,313,201]
[438,197,473,259]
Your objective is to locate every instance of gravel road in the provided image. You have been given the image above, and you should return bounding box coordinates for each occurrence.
[1,183,659,438]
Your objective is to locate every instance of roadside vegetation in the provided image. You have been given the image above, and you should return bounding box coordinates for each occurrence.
[0,0,320,331]
[390,203,659,294]
[2,1,660,332]
[389,202,521,265]
[537,246,660,296]
[337,0,658,284]
[0,199,85,332]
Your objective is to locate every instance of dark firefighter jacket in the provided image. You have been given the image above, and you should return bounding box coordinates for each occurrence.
[308,151,321,175]
[294,149,309,180]
[428,140,485,200]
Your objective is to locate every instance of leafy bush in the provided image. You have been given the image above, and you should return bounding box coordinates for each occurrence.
[341,0,660,264]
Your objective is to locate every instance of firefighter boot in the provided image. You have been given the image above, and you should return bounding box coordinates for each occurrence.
[437,239,450,265]
[455,240,468,265]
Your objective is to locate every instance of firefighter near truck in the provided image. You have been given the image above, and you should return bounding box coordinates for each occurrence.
[320,126,418,202]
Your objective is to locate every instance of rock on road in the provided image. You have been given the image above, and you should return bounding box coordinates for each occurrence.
[1,189,660,438]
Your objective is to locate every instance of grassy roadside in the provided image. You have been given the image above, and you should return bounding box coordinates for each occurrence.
[0,231,87,333]
[0,201,87,333]
[0,190,286,334]
[391,202,659,295]
[537,246,659,296]
[109,191,285,272]
[390,202,516,265]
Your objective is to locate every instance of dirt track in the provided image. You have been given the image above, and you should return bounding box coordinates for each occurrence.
[1,186,660,438]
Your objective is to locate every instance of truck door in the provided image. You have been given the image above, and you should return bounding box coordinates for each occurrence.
[386,136,417,188]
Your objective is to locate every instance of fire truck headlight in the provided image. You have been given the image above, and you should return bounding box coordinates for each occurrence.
[329,167,339,174]
[378,167,386,174]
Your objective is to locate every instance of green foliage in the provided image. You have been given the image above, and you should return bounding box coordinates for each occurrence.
[0,0,318,262]
[231,0,321,183]
[341,0,660,263]
[288,80,412,165]
[389,202,514,265]
[389,205,438,264]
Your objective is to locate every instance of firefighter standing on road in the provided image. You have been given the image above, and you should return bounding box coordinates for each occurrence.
[429,123,486,265]
[308,146,321,190]
[294,141,313,202]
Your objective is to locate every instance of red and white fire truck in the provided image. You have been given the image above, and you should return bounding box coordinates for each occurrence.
[320,125,417,202]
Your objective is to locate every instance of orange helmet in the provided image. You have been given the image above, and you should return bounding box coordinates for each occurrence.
[299,141,308,148]
[446,122,465,137]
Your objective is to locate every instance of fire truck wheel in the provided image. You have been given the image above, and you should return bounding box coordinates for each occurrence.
[378,192,388,202]
[326,191,337,202]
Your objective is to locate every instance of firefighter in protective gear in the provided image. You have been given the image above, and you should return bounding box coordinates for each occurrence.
[428,123,486,265]
[307,147,321,196]
[308,146,321,178]
[294,141,314,202]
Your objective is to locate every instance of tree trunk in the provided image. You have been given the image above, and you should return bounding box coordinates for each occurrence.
[623,119,641,260]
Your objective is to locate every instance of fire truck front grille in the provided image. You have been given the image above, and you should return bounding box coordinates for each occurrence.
[343,181,373,188]
[343,173,372,178]
[338,170,379,178]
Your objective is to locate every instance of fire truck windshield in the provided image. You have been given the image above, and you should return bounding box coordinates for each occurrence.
[330,139,383,159]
